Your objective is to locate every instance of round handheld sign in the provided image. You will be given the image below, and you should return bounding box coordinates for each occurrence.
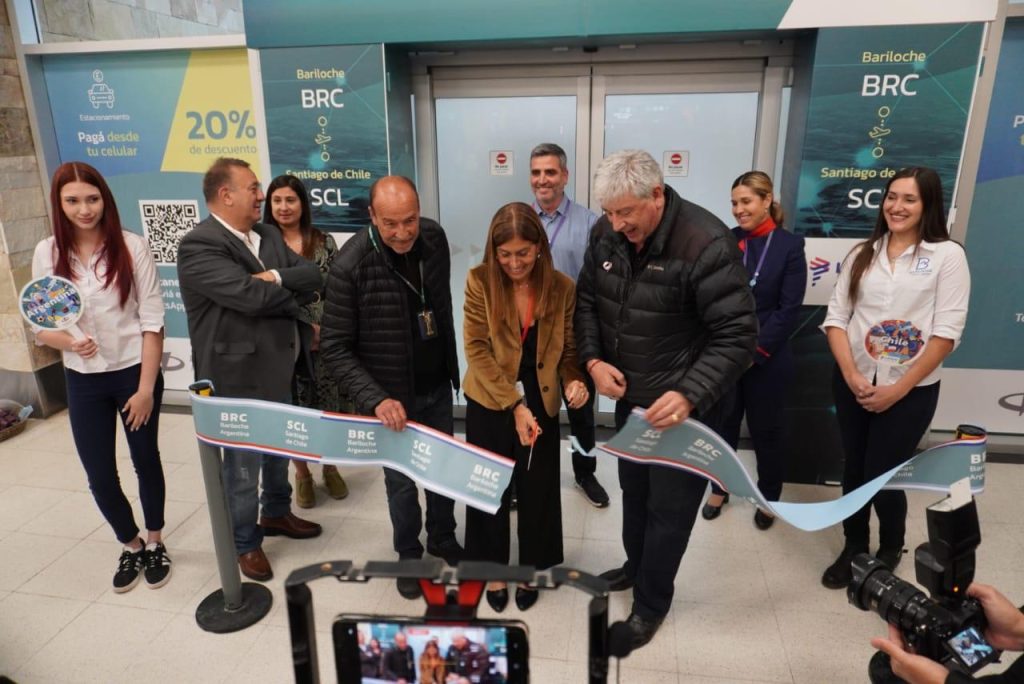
[19,275,107,363]
[19,275,83,331]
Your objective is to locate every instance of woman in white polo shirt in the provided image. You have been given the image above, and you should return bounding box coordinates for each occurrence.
[32,161,170,594]
[819,166,970,590]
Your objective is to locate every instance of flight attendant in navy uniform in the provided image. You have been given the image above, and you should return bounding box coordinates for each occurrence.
[701,171,807,528]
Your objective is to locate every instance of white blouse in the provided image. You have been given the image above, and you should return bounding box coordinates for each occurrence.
[822,235,970,388]
[31,231,165,374]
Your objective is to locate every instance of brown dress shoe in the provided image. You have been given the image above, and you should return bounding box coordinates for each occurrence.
[238,548,273,582]
[259,512,322,539]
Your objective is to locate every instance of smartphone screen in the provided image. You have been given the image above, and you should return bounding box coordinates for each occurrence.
[334,615,529,683]
[945,625,998,673]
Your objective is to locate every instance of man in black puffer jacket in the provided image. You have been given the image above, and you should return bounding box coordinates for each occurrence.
[575,150,757,651]
[320,176,462,599]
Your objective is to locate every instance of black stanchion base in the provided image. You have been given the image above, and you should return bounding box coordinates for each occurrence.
[195,582,273,634]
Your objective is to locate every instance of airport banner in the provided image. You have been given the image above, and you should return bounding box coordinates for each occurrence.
[242,0,997,49]
[792,23,983,238]
[40,48,261,391]
[939,22,1024,434]
[258,45,389,232]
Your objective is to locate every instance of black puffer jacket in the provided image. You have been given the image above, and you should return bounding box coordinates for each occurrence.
[320,219,460,415]
[574,186,757,413]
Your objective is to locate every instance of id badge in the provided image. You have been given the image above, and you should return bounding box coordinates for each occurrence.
[417,309,438,340]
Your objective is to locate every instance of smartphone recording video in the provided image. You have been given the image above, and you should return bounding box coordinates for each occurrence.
[334,615,529,683]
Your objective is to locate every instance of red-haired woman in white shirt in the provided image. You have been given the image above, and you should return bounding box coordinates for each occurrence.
[32,161,169,594]
[820,167,969,589]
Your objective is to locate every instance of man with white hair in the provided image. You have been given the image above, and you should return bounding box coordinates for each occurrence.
[575,149,757,649]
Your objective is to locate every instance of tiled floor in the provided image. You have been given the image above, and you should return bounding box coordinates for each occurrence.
[0,410,1022,683]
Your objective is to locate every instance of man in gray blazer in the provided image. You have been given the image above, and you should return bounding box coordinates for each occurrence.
[178,157,323,582]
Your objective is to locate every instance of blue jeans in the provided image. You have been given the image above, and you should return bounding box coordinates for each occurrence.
[66,365,166,544]
[384,382,458,559]
[222,444,292,555]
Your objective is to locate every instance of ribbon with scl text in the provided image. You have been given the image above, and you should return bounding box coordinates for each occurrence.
[189,393,513,514]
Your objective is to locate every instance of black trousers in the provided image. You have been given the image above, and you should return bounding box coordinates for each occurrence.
[384,382,458,559]
[66,365,165,544]
[464,396,563,570]
[712,349,793,501]
[616,394,730,620]
[564,373,597,478]
[832,366,940,552]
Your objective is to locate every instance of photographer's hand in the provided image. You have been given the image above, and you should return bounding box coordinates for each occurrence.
[871,624,949,684]
[968,583,1024,652]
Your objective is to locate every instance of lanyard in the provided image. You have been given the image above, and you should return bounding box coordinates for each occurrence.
[535,201,569,249]
[368,226,426,308]
[519,290,535,345]
[743,230,774,288]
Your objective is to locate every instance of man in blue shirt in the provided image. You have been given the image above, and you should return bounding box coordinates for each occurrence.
[529,142,610,508]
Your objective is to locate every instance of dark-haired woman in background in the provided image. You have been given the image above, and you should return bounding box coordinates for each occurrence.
[31,161,170,593]
[820,167,969,589]
[701,171,806,529]
[462,202,589,613]
[264,174,349,508]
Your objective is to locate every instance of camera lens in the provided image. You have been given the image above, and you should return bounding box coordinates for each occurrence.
[849,554,930,631]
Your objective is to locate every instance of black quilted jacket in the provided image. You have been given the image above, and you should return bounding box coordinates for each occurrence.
[574,186,757,413]
[320,219,460,415]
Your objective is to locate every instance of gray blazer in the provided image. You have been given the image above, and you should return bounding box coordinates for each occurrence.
[177,216,321,401]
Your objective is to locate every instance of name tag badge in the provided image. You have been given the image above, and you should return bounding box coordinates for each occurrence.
[911,256,933,275]
[418,309,438,340]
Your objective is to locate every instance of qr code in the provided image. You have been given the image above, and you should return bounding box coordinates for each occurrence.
[139,200,200,265]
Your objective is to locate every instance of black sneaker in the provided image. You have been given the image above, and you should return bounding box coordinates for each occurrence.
[143,542,172,589]
[113,543,144,593]
[575,474,610,508]
[821,546,866,590]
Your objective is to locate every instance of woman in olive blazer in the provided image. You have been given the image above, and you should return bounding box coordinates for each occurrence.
[463,202,589,612]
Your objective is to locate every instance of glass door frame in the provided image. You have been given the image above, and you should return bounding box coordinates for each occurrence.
[412,42,794,219]
[591,65,763,205]
[410,45,793,422]
[413,64,593,221]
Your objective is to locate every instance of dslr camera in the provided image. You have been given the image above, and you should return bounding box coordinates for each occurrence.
[847,494,1000,678]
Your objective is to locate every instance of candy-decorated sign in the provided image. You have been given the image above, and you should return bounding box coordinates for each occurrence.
[19,276,83,331]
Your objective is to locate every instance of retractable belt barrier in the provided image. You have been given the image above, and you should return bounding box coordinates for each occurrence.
[188,392,986,527]
[602,409,987,531]
[189,392,515,514]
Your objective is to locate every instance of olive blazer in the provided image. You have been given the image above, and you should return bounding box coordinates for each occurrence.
[462,264,585,417]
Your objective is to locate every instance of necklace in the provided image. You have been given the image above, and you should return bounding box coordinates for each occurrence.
[887,240,912,263]
[513,281,531,291]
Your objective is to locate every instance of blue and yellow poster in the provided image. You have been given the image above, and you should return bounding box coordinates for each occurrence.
[41,48,261,391]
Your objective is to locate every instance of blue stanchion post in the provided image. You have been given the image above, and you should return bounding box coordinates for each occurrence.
[189,381,272,633]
